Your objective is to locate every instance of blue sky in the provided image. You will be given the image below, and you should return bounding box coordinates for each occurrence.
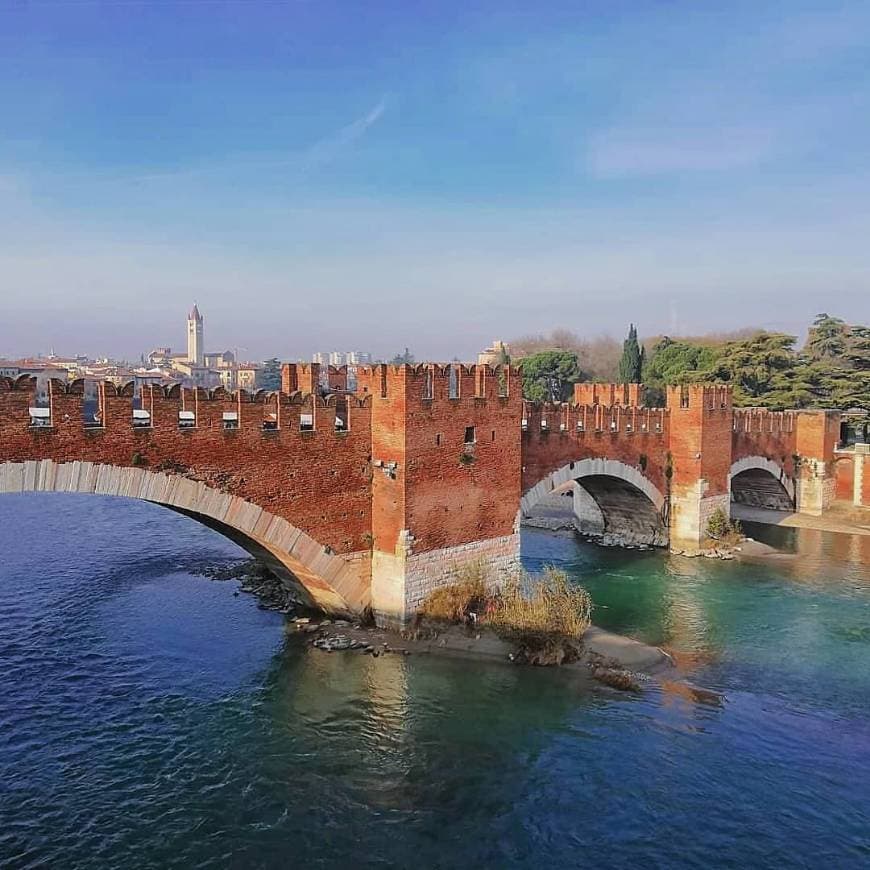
[2,0,869,361]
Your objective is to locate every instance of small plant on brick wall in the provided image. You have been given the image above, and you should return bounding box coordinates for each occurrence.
[131,451,147,467]
[706,508,743,546]
[639,453,648,472]
[664,452,674,482]
[361,532,374,550]
[459,452,476,466]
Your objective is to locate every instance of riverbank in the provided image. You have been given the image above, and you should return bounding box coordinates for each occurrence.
[288,617,675,692]
[197,557,676,691]
[731,503,870,536]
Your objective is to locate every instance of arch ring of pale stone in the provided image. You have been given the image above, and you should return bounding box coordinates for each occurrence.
[0,460,368,617]
[521,458,666,517]
[728,455,795,504]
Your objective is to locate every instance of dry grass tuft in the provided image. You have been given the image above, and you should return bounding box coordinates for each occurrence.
[419,560,488,623]
[488,566,592,641]
[419,563,593,665]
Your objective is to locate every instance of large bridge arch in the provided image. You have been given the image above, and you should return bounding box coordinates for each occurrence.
[522,458,668,547]
[0,460,368,616]
[729,455,795,511]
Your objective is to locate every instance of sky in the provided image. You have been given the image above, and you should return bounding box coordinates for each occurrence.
[1,0,870,362]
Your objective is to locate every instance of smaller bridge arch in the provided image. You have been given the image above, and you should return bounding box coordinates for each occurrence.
[522,458,668,547]
[729,455,795,510]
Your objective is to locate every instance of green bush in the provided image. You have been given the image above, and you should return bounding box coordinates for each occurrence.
[706,507,729,539]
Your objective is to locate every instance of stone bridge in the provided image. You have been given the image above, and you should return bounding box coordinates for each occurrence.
[0,366,850,625]
[520,383,843,549]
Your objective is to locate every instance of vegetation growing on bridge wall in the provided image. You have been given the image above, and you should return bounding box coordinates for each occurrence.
[705,508,743,547]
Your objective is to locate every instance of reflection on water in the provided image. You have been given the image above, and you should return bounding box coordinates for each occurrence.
[1,494,870,868]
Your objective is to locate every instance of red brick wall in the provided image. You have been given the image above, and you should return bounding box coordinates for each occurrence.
[281,363,320,395]
[403,364,522,552]
[665,385,732,497]
[0,377,372,555]
[834,455,855,501]
[573,383,646,407]
[326,366,348,392]
[362,364,522,554]
[731,409,798,479]
[521,402,670,494]
[795,410,841,461]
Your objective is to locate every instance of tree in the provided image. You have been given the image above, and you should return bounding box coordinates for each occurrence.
[260,357,281,391]
[642,337,720,405]
[508,329,621,380]
[389,347,415,365]
[520,350,583,402]
[618,324,643,383]
[806,313,848,360]
[704,332,800,407]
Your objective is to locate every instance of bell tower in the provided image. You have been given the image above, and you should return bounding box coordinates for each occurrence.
[187,303,203,366]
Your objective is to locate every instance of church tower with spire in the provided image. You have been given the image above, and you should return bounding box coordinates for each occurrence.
[187,303,204,366]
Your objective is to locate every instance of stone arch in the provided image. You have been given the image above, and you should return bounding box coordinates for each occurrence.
[729,455,795,510]
[522,458,668,546]
[0,460,368,616]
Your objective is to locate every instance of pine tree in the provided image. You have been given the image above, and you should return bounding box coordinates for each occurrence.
[618,324,643,383]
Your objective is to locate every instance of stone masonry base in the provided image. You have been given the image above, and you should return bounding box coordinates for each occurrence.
[371,533,521,627]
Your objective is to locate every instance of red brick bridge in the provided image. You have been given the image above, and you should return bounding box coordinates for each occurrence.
[0,365,854,624]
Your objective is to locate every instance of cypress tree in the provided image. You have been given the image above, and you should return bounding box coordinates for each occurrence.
[618,324,643,383]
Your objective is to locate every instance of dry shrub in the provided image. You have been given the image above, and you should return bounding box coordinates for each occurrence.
[420,563,594,665]
[489,566,592,642]
[419,561,488,622]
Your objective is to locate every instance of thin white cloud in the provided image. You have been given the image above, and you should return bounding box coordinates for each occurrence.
[300,97,388,173]
[7,96,390,188]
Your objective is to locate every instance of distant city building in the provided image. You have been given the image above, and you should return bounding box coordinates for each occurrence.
[148,347,173,364]
[237,364,261,392]
[313,350,372,367]
[0,358,69,382]
[204,350,235,369]
[187,304,204,366]
[172,359,220,388]
[478,339,511,366]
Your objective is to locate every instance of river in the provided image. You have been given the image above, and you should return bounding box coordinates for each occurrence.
[1,494,868,868]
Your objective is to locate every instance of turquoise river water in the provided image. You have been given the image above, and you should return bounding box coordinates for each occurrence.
[1,494,869,868]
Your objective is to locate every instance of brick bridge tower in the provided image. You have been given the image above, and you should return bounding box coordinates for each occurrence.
[667,385,733,549]
[356,363,523,625]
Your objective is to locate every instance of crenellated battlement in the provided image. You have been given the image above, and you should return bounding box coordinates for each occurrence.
[354,362,520,405]
[573,383,646,407]
[667,383,732,412]
[522,401,669,436]
[732,407,797,434]
[0,374,371,436]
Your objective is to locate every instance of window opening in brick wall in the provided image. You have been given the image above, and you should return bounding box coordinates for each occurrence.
[449,366,459,399]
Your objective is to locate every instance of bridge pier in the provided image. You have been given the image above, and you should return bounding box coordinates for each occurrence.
[359,363,524,627]
[669,482,732,552]
[666,385,734,552]
[793,411,840,516]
